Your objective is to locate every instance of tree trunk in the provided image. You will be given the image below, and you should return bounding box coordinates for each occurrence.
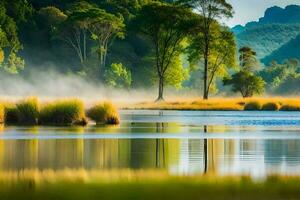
[203,31,210,100]
[203,48,209,100]
[156,75,164,102]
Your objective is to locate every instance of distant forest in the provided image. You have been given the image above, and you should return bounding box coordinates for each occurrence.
[1,0,300,98]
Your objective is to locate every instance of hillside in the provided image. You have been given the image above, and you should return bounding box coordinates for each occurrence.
[233,5,300,64]
[262,34,300,64]
[236,24,300,60]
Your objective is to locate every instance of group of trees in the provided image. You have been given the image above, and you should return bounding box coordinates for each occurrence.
[0,0,299,100]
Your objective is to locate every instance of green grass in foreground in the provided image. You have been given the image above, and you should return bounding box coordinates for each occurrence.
[0,170,299,200]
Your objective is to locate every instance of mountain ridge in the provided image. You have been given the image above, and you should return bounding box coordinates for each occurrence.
[233,4,300,64]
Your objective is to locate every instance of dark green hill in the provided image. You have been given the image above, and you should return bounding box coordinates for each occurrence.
[234,5,300,64]
[262,34,300,64]
[235,24,300,60]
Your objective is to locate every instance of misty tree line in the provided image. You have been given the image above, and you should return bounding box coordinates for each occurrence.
[0,0,299,100]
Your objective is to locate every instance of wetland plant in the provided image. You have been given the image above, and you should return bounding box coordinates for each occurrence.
[4,105,18,124]
[280,104,300,111]
[16,97,39,125]
[262,102,280,111]
[87,102,120,125]
[244,101,262,111]
[39,99,87,125]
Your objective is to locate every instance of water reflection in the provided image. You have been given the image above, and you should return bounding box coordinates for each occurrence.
[1,110,300,178]
[0,137,299,177]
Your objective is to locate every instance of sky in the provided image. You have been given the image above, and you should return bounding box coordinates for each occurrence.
[225,0,300,27]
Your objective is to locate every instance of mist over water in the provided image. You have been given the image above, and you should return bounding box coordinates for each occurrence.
[0,70,155,103]
[0,69,198,103]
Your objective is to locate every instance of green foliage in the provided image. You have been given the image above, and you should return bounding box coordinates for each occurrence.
[239,46,260,72]
[134,2,197,100]
[259,59,300,93]
[224,71,265,98]
[2,0,33,23]
[105,63,132,89]
[186,24,237,95]
[224,47,265,98]
[16,97,39,125]
[262,102,280,111]
[38,6,67,31]
[164,56,189,89]
[87,102,120,125]
[244,101,262,111]
[262,34,300,64]
[39,99,87,126]
[0,3,24,73]
[236,24,300,61]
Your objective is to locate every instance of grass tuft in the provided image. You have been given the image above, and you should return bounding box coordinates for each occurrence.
[16,97,39,125]
[39,99,87,126]
[244,101,262,111]
[4,105,18,124]
[87,102,120,125]
[262,102,281,111]
[280,104,300,111]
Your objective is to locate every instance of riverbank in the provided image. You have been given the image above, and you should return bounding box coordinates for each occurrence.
[121,97,300,111]
[0,169,299,200]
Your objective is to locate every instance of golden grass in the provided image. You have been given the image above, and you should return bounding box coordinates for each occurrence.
[39,99,87,126]
[16,97,39,125]
[123,97,300,111]
[0,97,120,126]
[87,102,120,125]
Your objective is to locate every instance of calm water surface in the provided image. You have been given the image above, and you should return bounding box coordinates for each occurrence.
[0,110,300,178]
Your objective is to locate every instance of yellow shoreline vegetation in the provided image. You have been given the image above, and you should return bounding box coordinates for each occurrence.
[122,97,300,111]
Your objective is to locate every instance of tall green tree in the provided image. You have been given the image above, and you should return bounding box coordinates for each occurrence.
[186,24,236,95]
[86,8,125,77]
[134,2,196,101]
[179,0,233,99]
[58,7,89,68]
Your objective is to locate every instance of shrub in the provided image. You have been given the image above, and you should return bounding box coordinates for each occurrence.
[262,102,280,111]
[280,104,300,111]
[39,99,87,125]
[87,102,120,125]
[4,105,18,124]
[16,97,39,125]
[244,101,262,111]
